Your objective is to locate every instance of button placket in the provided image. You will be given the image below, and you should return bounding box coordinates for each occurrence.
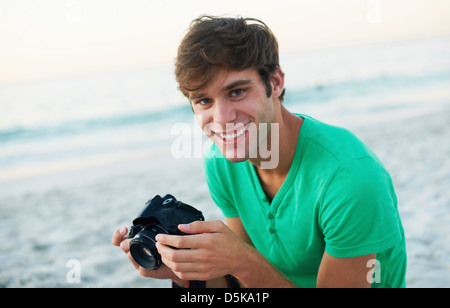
[267,211,276,236]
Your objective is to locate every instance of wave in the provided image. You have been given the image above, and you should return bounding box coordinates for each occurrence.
[284,69,450,106]
[0,104,193,145]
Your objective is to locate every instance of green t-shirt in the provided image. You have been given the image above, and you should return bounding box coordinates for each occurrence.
[203,114,406,288]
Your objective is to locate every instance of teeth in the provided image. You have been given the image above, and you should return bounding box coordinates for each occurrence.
[218,126,247,141]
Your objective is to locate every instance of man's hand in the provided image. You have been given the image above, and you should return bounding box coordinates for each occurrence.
[111,226,185,284]
[155,220,250,282]
[113,220,296,287]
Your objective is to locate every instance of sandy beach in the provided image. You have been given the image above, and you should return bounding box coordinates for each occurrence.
[0,101,449,287]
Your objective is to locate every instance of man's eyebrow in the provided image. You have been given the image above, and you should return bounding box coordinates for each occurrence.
[189,92,207,101]
[223,79,252,91]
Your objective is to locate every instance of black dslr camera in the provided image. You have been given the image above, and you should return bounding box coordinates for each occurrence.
[128,194,204,270]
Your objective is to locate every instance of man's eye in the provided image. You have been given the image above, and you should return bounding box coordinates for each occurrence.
[230,89,244,97]
[196,98,212,105]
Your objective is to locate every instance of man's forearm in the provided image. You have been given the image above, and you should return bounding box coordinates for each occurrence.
[232,244,297,288]
[174,248,295,288]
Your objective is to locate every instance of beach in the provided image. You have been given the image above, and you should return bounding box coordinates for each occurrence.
[1,102,449,288]
[354,102,450,288]
[0,142,213,287]
[1,36,449,288]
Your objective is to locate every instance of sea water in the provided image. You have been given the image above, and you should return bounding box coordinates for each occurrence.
[1,36,449,183]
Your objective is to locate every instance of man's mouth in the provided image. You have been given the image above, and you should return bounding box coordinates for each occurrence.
[215,123,250,142]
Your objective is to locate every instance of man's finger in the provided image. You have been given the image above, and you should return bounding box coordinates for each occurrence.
[156,233,203,249]
[120,238,131,253]
[178,220,226,234]
[112,227,128,246]
[156,242,199,262]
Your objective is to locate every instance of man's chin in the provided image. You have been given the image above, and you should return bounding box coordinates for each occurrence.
[224,156,248,163]
[217,146,249,163]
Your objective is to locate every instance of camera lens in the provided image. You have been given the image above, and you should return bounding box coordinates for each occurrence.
[129,226,165,270]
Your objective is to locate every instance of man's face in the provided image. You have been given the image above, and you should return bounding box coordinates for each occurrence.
[189,68,276,163]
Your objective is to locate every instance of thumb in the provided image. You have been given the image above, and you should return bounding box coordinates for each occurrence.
[178,220,224,234]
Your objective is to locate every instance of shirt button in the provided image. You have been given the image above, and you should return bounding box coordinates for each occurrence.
[261,196,267,202]
[269,227,275,234]
[268,213,274,220]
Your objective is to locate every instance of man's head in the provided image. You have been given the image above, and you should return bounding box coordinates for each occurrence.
[175,15,285,102]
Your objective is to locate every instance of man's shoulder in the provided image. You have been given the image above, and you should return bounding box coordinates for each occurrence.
[299,115,378,165]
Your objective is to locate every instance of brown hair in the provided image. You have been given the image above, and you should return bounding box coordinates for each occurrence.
[175,15,285,102]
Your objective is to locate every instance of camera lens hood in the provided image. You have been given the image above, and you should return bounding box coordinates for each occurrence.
[129,229,162,270]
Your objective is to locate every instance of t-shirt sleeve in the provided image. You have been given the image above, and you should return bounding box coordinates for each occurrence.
[203,147,239,218]
[319,157,403,258]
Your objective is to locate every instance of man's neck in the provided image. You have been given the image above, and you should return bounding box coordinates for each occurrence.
[249,107,303,200]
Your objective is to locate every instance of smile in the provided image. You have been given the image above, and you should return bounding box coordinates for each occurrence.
[216,123,250,142]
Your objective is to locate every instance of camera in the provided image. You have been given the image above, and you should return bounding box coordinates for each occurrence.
[128,194,204,270]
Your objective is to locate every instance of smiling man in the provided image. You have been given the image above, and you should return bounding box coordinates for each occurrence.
[112,15,407,288]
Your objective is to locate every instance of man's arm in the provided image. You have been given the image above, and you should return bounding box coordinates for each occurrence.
[317,252,376,288]
[225,217,252,246]
[156,218,377,288]
[229,217,376,288]
[227,219,376,288]
[155,219,297,288]
[223,217,297,287]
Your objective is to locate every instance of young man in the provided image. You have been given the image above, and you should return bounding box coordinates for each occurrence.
[112,15,407,288]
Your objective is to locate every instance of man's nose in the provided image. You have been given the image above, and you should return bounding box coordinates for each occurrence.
[213,100,237,127]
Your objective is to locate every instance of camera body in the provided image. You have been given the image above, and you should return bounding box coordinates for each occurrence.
[128,194,204,270]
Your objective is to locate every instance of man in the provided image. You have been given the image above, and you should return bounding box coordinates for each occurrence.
[112,15,406,288]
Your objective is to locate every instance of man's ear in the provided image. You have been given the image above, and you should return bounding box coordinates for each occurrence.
[270,66,285,101]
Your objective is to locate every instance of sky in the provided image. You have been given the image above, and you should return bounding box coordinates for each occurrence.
[0,0,449,83]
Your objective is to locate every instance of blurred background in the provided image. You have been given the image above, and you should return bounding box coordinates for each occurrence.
[0,0,449,287]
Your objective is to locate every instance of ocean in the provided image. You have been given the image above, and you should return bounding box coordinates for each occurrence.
[1,36,449,183]
[0,35,449,287]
